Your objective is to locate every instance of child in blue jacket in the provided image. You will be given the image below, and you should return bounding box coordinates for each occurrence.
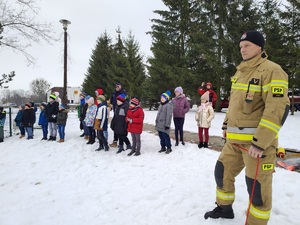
[14,105,25,138]
[38,102,48,140]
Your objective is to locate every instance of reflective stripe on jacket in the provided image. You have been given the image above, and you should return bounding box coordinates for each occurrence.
[223,52,290,150]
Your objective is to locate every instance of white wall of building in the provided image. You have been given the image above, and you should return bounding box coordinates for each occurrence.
[46,86,81,105]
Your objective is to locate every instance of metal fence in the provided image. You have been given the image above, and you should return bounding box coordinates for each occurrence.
[2,107,41,138]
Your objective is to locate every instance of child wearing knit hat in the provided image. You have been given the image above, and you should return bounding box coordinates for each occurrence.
[57,104,68,143]
[156,90,174,154]
[46,94,59,141]
[197,82,217,105]
[38,103,48,140]
[14,105,26,139]
[84,97,97,145]
[110,94,131,153]
[126,97,144,156]
[195,91,214,148]
[173,86,190,146]
[22,103,35,140]
[94,95,109,151]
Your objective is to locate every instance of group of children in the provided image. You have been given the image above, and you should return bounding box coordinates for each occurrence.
[6,82,215,153]
[78,89,145,156]
[155,85,215,153]
[14,93,68,142]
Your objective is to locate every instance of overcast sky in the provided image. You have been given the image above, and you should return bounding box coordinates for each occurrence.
[1,0,166,91]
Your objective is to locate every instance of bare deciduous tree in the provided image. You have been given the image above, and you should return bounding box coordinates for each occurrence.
[0,0,56,64]
[29,78,50,102]
[0,88,29,105]
[0,71,15,88]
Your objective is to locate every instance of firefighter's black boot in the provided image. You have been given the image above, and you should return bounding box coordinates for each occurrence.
[204,203,234,219]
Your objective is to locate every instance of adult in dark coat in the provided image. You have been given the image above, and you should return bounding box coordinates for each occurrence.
[109,82,128,147]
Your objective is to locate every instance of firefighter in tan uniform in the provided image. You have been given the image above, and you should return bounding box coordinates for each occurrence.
[204,30,290,225]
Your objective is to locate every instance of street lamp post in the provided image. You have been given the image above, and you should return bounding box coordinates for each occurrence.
[59,19,71,107]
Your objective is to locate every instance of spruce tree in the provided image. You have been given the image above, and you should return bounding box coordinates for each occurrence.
[82,32,113,97]
[280,0,300,89]
[106,28,129,95]
[123,32,146,99]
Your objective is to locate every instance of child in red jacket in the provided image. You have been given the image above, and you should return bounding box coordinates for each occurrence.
[126,97,144,156]
[197,81,217,105]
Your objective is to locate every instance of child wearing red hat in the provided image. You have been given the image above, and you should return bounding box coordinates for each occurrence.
[126,97,144,156]
[197,81,217,105]
[110,94,131,153]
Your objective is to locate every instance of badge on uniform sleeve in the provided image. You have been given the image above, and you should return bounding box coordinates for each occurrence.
[272,87,284,97]
[231,76,238,83]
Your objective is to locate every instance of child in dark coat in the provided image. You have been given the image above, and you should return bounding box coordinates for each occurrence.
[57,104,68,143]
[38,102,48,140]
[22,103,35,140]
[45,93,59,141]
[0,106,6,143]
[126,97,144,156]
[14,105,25,138]
[110,94,131,154]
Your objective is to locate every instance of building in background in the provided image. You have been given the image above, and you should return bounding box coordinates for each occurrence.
[46,86,81,105]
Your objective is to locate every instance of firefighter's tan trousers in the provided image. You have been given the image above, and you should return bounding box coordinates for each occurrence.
[214,142,276,225]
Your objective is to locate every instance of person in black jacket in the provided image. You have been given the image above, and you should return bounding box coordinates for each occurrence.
[109,82,128,147]
[57,104,68,143]
[110,94,131,153]
[14,105,25,138]
[79,95,90,140]
[45,93,59,141]
[0,106,6,142]
[22,103,35,140]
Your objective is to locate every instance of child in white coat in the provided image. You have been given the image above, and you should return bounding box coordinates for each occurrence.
[195,91,214,148]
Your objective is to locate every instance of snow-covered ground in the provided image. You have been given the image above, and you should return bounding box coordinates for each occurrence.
[0,108,299,225]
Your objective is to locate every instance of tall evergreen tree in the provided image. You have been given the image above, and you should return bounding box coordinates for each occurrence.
[123,32,146,99]
[280,0,300,89]
[82,32,113,96]
[106,28,129,94]
[148,0,199,101]
[148,0,261,110]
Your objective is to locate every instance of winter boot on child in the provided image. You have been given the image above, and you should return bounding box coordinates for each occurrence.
[95,144,104,151]
[134,150,141,156]
[158,147,166,153]
[128,149,136,156]
[104,144,109,151]
[198,142,204,148]
[165,147,172,154]
[116,145,124,154]
[110,141,118,148]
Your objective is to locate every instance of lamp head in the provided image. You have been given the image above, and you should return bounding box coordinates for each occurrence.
[59,19,71,30]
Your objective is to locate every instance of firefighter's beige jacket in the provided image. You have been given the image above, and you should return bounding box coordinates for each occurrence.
[223,51,290,150]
